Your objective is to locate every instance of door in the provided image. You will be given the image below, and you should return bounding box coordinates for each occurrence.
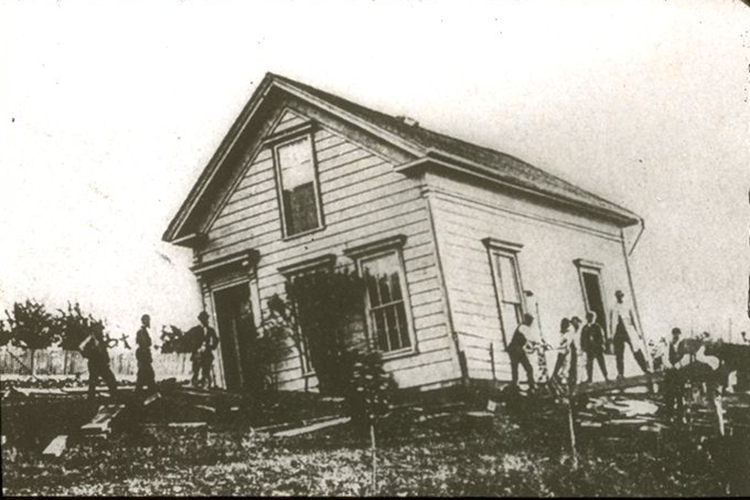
[213,283,257,392]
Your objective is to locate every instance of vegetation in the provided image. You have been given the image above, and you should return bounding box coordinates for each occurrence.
[1,300,128,354]
[283,269,367,395]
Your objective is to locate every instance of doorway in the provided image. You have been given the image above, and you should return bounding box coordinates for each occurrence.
[580,269,609,352]
[212,282,257,392]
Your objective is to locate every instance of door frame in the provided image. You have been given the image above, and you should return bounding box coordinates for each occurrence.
[207,272,262,391]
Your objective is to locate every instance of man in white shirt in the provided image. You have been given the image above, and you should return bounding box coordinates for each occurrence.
[608,290,650,378]
[508,314,536,391]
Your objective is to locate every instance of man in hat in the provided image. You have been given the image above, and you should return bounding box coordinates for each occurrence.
[81,324,119,399]
[581,311,608,383]
[190,311,219,388]
[608,289,650,378]
[135,314,156,397]
[508,313,536,391]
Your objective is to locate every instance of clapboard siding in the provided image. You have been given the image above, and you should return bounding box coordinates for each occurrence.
[198,113,459,391]
[428,173,633,384]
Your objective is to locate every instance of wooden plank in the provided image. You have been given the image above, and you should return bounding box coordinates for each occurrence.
[143,392,161,406]
[168,422,208,429]
[13,387,66,396]
[80,404,125,434]
[273,416,351,437]
[572,372,665,396]
[42,435,68,457]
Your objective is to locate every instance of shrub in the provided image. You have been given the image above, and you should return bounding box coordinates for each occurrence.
[343,348,396,431]
[159,325,193,354]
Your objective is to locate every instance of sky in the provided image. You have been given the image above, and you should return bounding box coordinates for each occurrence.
[1,0,748,347]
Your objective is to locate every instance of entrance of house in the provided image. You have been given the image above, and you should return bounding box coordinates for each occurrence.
[580,269,609,352]
[212,282,257,392]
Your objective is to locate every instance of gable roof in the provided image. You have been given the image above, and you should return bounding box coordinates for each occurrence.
[164,72,640,243]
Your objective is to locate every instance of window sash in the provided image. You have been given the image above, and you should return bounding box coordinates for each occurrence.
[360,251,413,354]
[488,248,525,345]
[274,134,323,237]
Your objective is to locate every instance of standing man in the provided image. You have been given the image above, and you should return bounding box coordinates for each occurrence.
[135,314,156,397]
[190,311,219,388]
[609,290,649,378]
[81,324,119,399]
[508,313,536,391]
[581,311,609,383]
[568,316,583,386]
[664,327,687,417]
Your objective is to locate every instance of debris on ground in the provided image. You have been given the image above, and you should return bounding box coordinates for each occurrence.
[80,404,125,437]
[143,392,161,406]
[42,435,68,457]
[274,416,351,437]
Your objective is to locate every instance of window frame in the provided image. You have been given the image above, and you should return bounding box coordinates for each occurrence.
[271,131,325,240]
[347,235,417,360]
[483,238,526,349]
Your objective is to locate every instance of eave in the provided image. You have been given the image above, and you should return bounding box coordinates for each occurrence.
[396,149,640,227]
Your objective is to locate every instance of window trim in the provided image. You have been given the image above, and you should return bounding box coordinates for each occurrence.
[351,237,417,360]
[483,238,526,349]
[271,131,326,240]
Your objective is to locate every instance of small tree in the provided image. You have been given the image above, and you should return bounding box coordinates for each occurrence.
[5,300,58,350]
[3,299,58,373]
[285,269,367,395]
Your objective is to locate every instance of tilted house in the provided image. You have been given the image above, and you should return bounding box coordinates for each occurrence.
[163,72,645,393]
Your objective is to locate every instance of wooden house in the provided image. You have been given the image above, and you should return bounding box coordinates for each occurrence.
[163,72,645,393]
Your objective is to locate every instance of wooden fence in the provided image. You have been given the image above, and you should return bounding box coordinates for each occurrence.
[0,347,192,381]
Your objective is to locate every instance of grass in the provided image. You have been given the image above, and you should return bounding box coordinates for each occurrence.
[3,389,748,496]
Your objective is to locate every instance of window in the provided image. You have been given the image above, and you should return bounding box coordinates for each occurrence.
[574,259,609,351]
[483,238,525,345]
[273,135,323,237]
[360,251,412,354]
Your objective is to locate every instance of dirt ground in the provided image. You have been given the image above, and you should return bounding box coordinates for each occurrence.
[1,380,749,496]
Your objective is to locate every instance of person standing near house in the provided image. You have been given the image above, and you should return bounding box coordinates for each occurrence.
[81,324,119,399]
[550,317,572,382]
[568,316,582,386]
[664,327,687,417]
[190,311,219,388]
[508,313,536,391]
[608,290,649,378]
[135,314,156,397]
[581,311,608,383]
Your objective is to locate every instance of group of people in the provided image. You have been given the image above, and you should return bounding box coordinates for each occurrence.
[507,289,651,391]
[81,311,219,399]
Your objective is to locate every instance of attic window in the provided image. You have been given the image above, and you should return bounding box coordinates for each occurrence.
[273,134,324,238]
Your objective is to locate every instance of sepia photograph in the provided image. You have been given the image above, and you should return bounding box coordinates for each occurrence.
[1,0,749,496]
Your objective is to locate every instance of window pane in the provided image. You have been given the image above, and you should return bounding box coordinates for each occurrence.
[390,271,402,301]
[365,273,381,307]
[379,274,392,304]
[278,137,320,235]
[385,306,400,350]
[396,304,411,349]
[497,255,520,304]
[501,303,521,337]
[373,310,389,351]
